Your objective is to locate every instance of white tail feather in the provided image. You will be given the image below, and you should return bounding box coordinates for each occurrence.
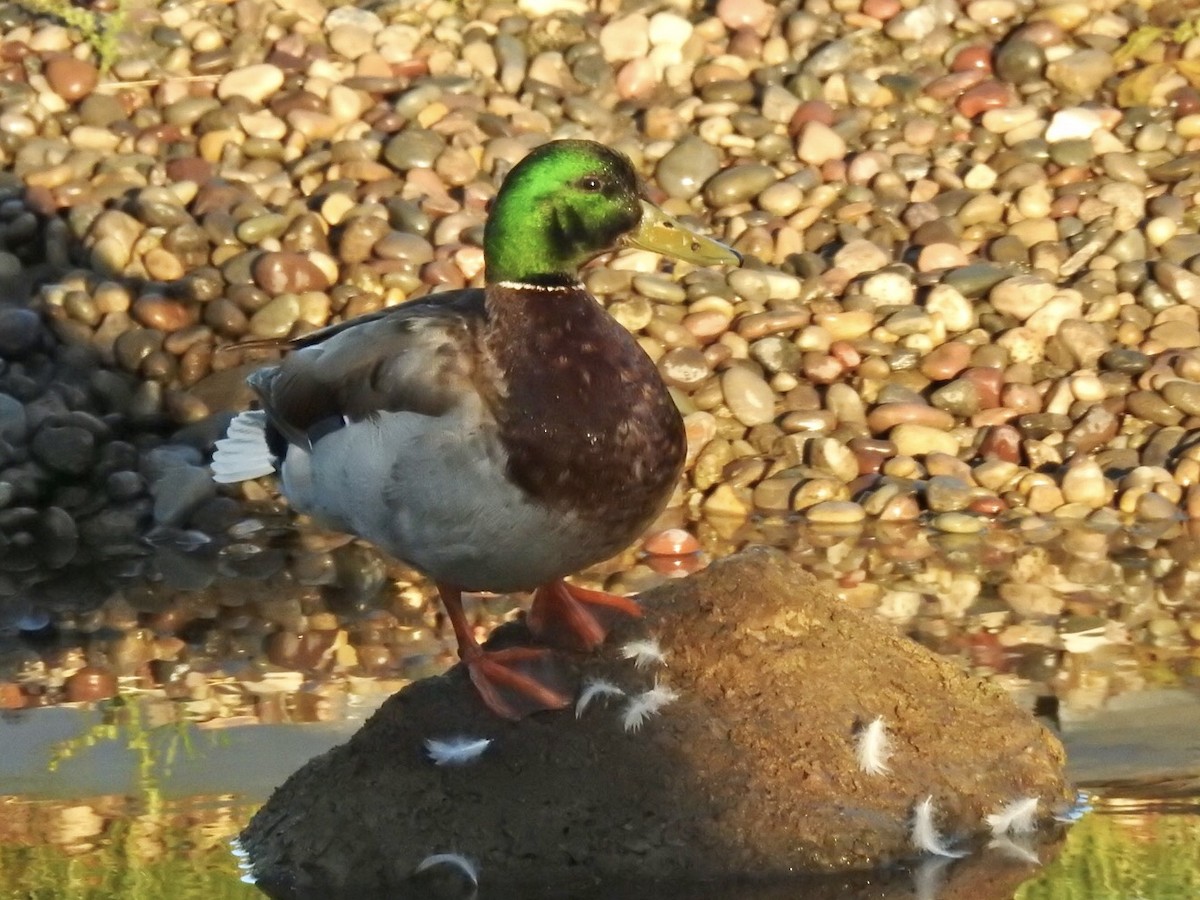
[211,411,276,483]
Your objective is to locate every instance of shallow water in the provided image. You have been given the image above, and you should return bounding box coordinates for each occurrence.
[0,784,1194,899]
[1,518,1198,898]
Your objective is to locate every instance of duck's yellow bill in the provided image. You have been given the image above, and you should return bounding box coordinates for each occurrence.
[624,201,741,267]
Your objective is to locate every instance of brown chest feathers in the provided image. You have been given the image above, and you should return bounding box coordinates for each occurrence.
[482,283,685,536]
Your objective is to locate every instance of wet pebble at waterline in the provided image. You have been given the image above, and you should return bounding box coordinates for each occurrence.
[1,0,1200,692]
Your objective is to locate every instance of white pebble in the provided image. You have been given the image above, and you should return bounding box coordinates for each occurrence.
[648,11,692,48]
[218,64,285,104]
[1044,107,1103,143]
[721,366,777,427]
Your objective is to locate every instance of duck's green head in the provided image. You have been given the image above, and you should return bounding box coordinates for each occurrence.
[484,140,740,284]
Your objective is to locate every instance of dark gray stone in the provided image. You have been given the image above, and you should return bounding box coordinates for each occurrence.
[30,425,95,476]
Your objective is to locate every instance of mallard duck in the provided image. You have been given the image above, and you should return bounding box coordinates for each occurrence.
[212,139,740,719]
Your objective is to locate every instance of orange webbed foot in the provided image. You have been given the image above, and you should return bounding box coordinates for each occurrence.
[527,579,644,652]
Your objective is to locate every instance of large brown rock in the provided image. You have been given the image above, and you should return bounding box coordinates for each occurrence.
[240,548,1072,898]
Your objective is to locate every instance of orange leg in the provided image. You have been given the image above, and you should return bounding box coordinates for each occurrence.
[437,584,571,720]
[527,579,644,652]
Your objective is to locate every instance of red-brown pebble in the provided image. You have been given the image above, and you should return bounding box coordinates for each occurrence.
[23,184,59,216]
[964,632,1007,670]
[957,80,1015,118]
[736,310,809,339]
[976,424,1021,463]
[728,27,763,58]
[44,55,99,102]
[252,252,330,294]
[1169,86,1200,118]
[844,480,878,506]
[392,58,429,79]
[1067,406,1119,454]
[1047,167,1088,191]
[617,58,657,101]
[1000,383,1042,414]
[963,367,1005,409]
[968,495,1007,516]
[1010,21,1065,47]
[951,45,993,73]
[829,341,861,369]
[848,437,895,475]
[789,100,835,134]
[820,160,847,183]
[716,0,773,31]
[644,528,701,557]
[192,181,248,216]
[1048,194,1082,217]
[0,683,24,710]
[165,156,215,183]
[65,666,118,702]
[422,259,466,290]
[132,295,197,332]
[1,41,31,63]
[861,0,901,20]
[920,341,972,380]
[802,352,845,384]
[646,554,706,576]
[138,123,184,144]
[924,70,987,101]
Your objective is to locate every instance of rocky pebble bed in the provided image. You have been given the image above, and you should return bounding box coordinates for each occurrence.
[0,0,1198,712]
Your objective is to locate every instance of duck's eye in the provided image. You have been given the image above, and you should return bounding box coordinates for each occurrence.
[578,175,604,192]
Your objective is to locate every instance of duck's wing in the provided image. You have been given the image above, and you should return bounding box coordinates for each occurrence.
[247,289,489,450]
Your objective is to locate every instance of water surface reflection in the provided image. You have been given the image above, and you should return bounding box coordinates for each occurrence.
[0,515,1197,898]
[0,791,1195,899]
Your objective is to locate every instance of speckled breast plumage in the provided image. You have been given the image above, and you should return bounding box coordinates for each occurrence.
[484,281,686,562]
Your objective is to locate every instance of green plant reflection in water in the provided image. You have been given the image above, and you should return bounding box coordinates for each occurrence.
[49,691,197,772]
[1017,805,1200,900]
[6,824,257,900]
[0,692,257,899]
